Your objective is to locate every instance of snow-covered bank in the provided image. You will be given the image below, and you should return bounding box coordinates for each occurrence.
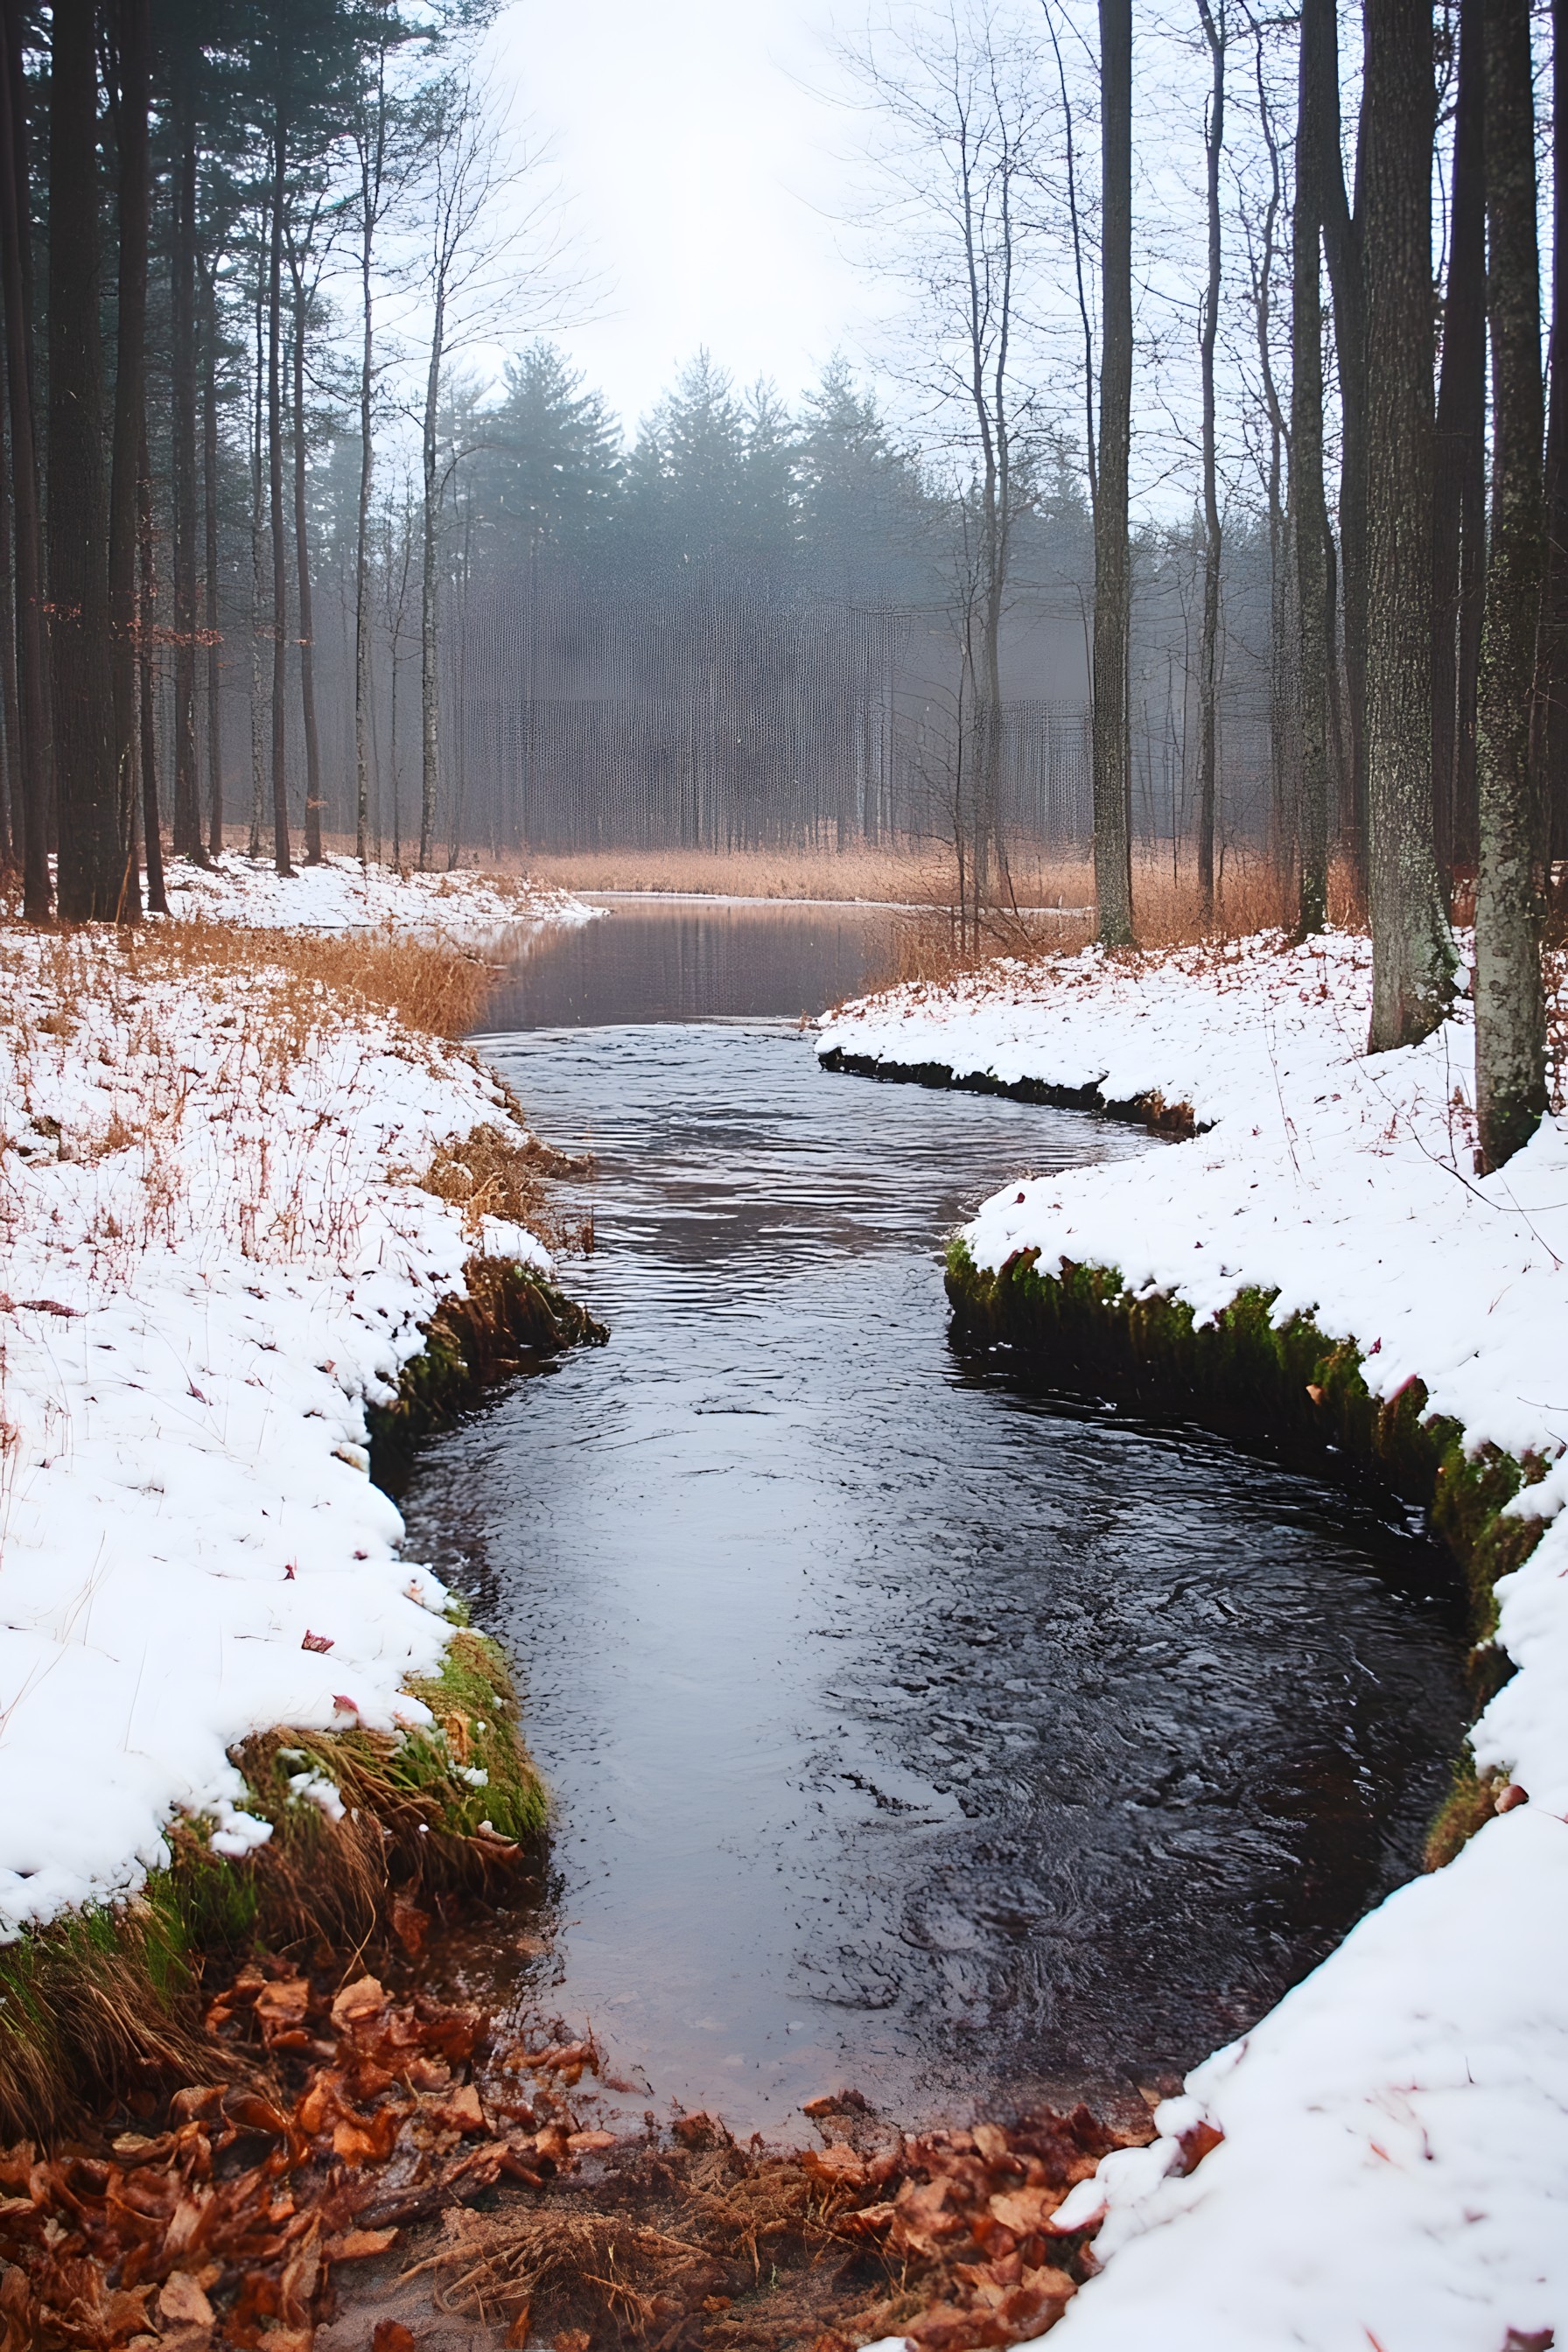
[821,932,1568,2349]
[164,847,596,934]
[0,866,590,1945]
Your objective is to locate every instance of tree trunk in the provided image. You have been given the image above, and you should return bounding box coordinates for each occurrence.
[1195,0,1224,923]
[419,290,444,872]
[108,0,150,920]
[248,262,265,858]
[268,107,293,875]
[0,363,18,869]
[1538,0,1568,878]
[1093,0,1134,945]
[48,0,120,920]
[1432,0,1487,885]
[201,258,223,854]
[290,252,323,862]
[1313,0,1367,886]
[169,65,204,862]
[1362,0,1453,1050]
[354,120,380,866]
[1292,0,1331,934]
[0,0,44,917]
[1474,0,1547,1167]
[137,422,166,913]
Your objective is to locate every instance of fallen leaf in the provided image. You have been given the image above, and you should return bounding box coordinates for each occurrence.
[158,2273,215,2327]
[372,2328,416,2352]
[300,1630,333,1652]
[802,2144,869,2188]
[566,2129,617,2155]
[330,1976,388,2034]
[325,2226,400,2260]
[1175,2119,1223,2175]
[988,2185,1064,2235]
[555,2332,592,2352]
[391,1896,430,1956]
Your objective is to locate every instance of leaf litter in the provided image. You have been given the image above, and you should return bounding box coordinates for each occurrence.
[0,1943,1160,2351]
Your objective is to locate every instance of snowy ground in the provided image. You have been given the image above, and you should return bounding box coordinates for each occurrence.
[822,932,1568,2350]
[0,863,588,1942]
[164,847,594,935]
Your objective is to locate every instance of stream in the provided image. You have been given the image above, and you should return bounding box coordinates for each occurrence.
[402,897,1470,2136]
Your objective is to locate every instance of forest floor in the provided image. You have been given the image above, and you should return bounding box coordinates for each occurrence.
[819,931,1568,2351]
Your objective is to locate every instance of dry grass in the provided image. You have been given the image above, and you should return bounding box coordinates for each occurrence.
[520,844,955,905]
[118,915,505,1040]
[418,1120,593,1256]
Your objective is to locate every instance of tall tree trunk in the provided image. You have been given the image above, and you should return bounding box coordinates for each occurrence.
[108,0,150,920]
[248,261,265,858]
[1195,0,1224,923]
[1362,0,1454,1050]
[1314,0,1368,886]
[1292,0,1331,934]
[1432,0,1487,886]
[48,0,120,920]
[1474,0,1547,1166]
[268,106,293,874]
[169,64,203,861]
[290,256,323,861]
[1093,0,1134,944]
[354,94,384,867]
[0,365,18,869]
[201,257,223,853]
[1538,0,1568,878]
[137,423,166,913]
[0,0,47,920]
[419,290,444,872]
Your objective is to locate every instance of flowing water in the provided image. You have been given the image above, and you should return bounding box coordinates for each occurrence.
[402,898,1470,2134]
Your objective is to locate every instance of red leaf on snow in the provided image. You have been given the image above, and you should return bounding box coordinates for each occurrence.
[300,1630,333,1653]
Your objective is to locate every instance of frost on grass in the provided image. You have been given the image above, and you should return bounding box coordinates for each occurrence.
[822,931,1568,2351]
[0,905,569,1942]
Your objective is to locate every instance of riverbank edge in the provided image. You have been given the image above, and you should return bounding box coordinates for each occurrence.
[0,1252,605,2146]
[943,1232,1544,1862]
[817,1042,1202,1136]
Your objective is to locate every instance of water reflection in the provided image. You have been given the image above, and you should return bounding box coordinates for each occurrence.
[402,903,1468,2132]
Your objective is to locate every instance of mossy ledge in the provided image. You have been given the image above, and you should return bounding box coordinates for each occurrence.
[819,1042,1203,1136]
[0,1252,604,2146]
[945,1237,1549,1869]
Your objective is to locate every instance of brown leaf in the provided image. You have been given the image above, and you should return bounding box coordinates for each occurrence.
[987,2186,1065,2236]
[330,1975,388,2034]
[391,1897,430,1956]
[331,2108,403,2166]
[565,2130,617,2156]
[555,2332,592,2352]
[324,2226,399,2260]
[158,2273,216,2327]
[1175,2120,1223,2176]
[371,2325,416,2352]
[505,2302,533,2348]
[256,1978,312,2035]
[833,2201,896,2236]
[430,2083,486,2136]
[802,2145,869,2189]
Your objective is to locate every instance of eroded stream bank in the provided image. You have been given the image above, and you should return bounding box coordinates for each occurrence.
[401,900,1470,2134]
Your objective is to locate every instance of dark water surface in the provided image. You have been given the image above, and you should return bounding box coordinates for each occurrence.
[404,900,1469,2131]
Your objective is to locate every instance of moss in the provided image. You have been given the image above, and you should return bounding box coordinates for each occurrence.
[1424,1746,1508,1872]
[0,1252,588,2145]
[946,1238,1547,1866]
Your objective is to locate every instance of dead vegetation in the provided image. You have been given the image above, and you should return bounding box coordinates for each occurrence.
[0,1937,1171,2352]
[418,1117,594,1256]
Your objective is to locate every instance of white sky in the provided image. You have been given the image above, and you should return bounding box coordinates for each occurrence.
[479,0,886,436]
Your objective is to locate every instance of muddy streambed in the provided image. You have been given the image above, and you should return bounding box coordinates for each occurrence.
[402,897,1469,2136]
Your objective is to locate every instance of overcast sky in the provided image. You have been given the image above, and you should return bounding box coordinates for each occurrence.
[479,0,886,435]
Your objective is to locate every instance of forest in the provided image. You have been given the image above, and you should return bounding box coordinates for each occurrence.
[0,0,1561,1166]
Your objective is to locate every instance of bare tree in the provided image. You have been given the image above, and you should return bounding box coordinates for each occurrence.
[1194,0,1226,921]
[1362,0,1453,1050]
[1093,0,1133,943]
[1290,0,1330,935]
[1474,0,1546,1166]
[411,74,568,871]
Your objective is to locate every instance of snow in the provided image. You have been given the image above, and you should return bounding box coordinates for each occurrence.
[0,863,588,1942]
[162,848,598,935]
[820,930,1568,2349]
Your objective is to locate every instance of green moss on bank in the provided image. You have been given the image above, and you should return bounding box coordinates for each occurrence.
[0,1254,592,2145]
[944,1237,1549,1870]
